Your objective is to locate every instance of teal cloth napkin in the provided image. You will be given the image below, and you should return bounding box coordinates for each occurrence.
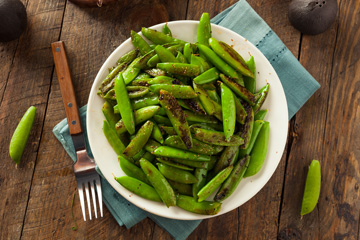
[53,1,320,239]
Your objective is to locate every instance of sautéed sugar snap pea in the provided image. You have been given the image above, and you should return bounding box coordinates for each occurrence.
[99,15,272,214]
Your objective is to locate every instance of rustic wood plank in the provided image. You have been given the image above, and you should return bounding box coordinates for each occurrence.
[0,0,66,239]
[21,1,188,239]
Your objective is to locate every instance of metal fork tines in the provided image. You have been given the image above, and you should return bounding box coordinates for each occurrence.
[74,149,103,221]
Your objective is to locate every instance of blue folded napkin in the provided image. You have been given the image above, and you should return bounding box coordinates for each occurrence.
[53,1,320,239]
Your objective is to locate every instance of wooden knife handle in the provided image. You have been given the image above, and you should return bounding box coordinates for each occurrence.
[51,41,82,135]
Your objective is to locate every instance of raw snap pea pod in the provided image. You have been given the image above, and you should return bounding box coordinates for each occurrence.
[152,146,211,162]
[179,99,207,115]
[192,168,208,200]
[162,23,172,36]
[301,160,321,215]
[131,95,159,110]
[159,90,193,148]
[102,120,125,155]
[141,27,186,45]
[145,68,166,77]
[140,158,176,207]
[176,51,187,63]
[164,135,224,155]
[254,109,267,121]
[126,86,149,98]
[197,43,240,80]
[151,121,164,144]
[131,30,152,55]
[159,126,177,136]
[144,139,162,153]
[176,194,222,215]
[167,180,193,196]
[192,128,244,146]
[156,157,194,171]
[193,67,220,84]
[117,49,139,64]
[98,62,128,95]
[157,163,198,184]
[119,155,151,185]
[220,74,257,106]
[234,96,247,124]
[191,54,210,74]
[220,82,236,141]
[157,63,200,77]
[183,110,218,124]
[123,58,141,85]
[115,176,162,202]
[9,106,37,164]
[208,38,254,78]
[171,157,209,169]
[244,56,256,93]
[149,84,197,99]
[115,106,160,135]
[197,165,234,202]
[214,155,251,202]
[102,101,120,127]
[154,45,179,64]
[238,101,254,149]
[212,146,239,176]
[197,12,211,47]
[114,73,136,134]
[123,120,153,158]
[238,120,265,158]
[244,121,270,177]
[253,84,270,114]
[193,82,216,115]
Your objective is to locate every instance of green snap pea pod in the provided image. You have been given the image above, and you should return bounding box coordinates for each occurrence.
[244,121,270,177]
[180,99,206,115]
[117,49,139,64]
[145,68,166,77]
[200,82,217,90]
[144,139,161,153]
[131,30,152,55]
[192,128,244,146]
[114,73,135,134]
[126,86,149,98]
[141,27,186,45]
[220,82,236,141]
[118,155,151,185]
[167,180,192,196]
[183,110,218,124]
[183,43,195,63]
[155,45,179,63]
[132,148,146,166]
[164,135,224,155]
[171,158,209,169]
[134,72,151,80]
[301,160,321,215]
[152,146,211,162]
[133,50,156,69]
[123,120,153,158]
[123,58,141,85]
[234,96,247,124]
[176,99,191,110]
[159,126,177,136]
[244,56,256,93]
[197,165,234,202]
[157,163,198,184]
[159,90,193,148]
[189,122,223,131]
[212,146,239,176]
[254,109,267,121]
[148,45,185,68]
[219,74,256,106]
[151,121,164,144]
[207,89,221,105]
[153,115,172,126]
[238,120,265,158]
[131,95,159,110]
[156,157,194,171]
[140,158,176,207]
[197,12,211,47]
[142,152,155,162]
[115,106,160,135]
[98,62,128,95]
[176,51,187,63]
[197,43,240,80]
[193,67,220,85]
[131,78,152,86]
[238,101,254,149]
[192,168,208,200]
[207,156,217,171]
[176,194,222,215]
[115,176,162,202]
[157,63,200,77]
[208,38,254,78]
[214,155,251,202]
[102,120,125,155]
[102,89,116,100]
[9,106,37,164]
[102,101,120,127]
[162,23,172,36]
[150,84,197,99]
[193,82,216,115]
[157,107,167,116]
[191,54,210,74]
[253,84,270,114]
[148,76,179,85]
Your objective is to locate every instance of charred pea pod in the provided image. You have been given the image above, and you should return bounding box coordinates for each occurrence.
[159,126,177,136]
[167,180,193,196]
[212,146,239,176]
[133,50,156,70]
[214,155,251,202]
[131,30,152,55]
[171,157,209,169]
[98,62,128,95]
[178,98,207,115]
[162,23,172,36]
[176,51,187,63]
[220,81,236,141]
[191,54,210,74]
[238,101,254,149]
[156,157,194,171]
[115,106,160,135]
[254,109,267,121]
[193,67,220,85]
[176,194,222,215]
[244,56,256,93]
[192,128,244,146]
[153,115,172,126]
[139,158,176,207]
[103,89,116,100]
[141,27,186,45]
[192,168,208,200]
[193,82,216,115]
[197,165,234,202]
[219,73,256,106]
[102,120,126,155]
[114,73,136,134]
[151,121,164,144]
[126,86,149,98]
[123,58,141,85]
[149,84,197,99]
[208,38,254,78]
[148,76,177,85]
[197,43,240,80]
[157,163,198,184]
[148,45,185,67]
[115,176,162,202]
[144,139,162,153]
[118,155,151,185]
[207,156,217,171]
[131,78,152,86]
[164,135,224,155]
[134,72,151,80]
[244,121,270,177]
[152,146,211,162]
[189,122,223,131]
[159,90,193,148]
[145,68,166,77]
[157,63,200,77]
[131,95,159,110]
[197,12,211,47]
[234,96,247,124]
[238,120,265,158]
[117,49,139,64]
[253,84,270,114]
[102,101,120,127]
[123,120,153,158]
[183,110,218,124]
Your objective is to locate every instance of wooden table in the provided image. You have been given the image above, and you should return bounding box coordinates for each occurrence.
[1,0,359,239]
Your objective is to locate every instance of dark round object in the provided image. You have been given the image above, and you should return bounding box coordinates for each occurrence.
[288,0,337,35]
[0,0,27,42]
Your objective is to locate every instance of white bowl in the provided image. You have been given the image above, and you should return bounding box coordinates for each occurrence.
[87,21,288,220]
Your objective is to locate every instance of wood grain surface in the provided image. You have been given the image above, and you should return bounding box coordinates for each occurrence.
[0,0,359,239]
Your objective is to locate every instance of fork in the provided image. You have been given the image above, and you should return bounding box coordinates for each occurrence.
[51,41,103,221]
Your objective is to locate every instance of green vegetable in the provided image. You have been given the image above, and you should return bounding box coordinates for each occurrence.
[123,120,153,158]
[301,160,321,215]
[176,194,221,215]
[197,13,211,47]
[192,128,244,146]
[220,81,236,141]
[157,163,198,184]
[149,84,197,99]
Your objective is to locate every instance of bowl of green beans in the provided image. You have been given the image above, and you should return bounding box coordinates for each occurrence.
[87,14,288,220]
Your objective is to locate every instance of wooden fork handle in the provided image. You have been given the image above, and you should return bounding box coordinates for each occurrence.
[51,41,82,135]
